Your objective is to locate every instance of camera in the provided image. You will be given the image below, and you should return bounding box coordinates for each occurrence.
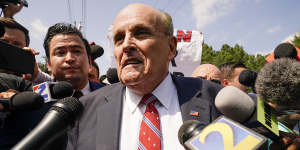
[0,0,28,9]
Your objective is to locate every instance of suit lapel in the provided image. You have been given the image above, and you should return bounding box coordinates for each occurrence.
[96,83,125,149]
[172,76,212,129]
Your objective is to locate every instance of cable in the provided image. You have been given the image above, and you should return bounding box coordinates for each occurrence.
[67,0,73,23]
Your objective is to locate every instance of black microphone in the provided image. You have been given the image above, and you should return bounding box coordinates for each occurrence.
[0,22,5,37]
[238,70,257,92]
[11,97,83,150]
[178,120,202,147]
[0,91,44,112]
[255,58,300,106]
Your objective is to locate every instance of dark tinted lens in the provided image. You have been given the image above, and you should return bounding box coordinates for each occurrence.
[211,79,221,84]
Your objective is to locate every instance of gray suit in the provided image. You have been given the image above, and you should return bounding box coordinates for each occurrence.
[67,76,223,150]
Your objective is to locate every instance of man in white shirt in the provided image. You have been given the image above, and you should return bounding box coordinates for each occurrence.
[67,3,222,150]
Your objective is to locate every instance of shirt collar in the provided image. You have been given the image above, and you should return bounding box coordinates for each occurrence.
[81,81,91,95]
[125,74,176,113]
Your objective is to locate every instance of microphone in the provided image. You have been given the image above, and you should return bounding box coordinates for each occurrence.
[11,97,83,150]
[0,91,44,112]
[255,58,300,107]
[33,81,73,103]
[215,86,279,140]
[178,116,268,150]
[238,70,257,92]
[178,120,202,147]
[0,22,5,37]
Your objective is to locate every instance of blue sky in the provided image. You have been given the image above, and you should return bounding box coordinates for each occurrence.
[12,0,300,75]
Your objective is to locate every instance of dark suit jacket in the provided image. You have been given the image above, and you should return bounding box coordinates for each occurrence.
[67,76,223,150]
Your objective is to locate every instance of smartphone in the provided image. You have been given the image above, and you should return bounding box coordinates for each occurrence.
[0,40,34,74]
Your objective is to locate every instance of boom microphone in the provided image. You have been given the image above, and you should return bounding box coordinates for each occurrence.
[33,81,73,102]
[255,58,300,106]
[11,97,83,150]
[0,91,44,112]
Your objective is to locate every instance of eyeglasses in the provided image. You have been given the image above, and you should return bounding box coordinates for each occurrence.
[198,76,221,84]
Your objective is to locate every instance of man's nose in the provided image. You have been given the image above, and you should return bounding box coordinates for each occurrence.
[65,52,75,63]
[121,35,136,53]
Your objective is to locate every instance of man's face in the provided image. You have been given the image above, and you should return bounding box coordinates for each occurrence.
[47,34,90,90]
[228,67,249,93]
[0,27,26,48]
[112,4,176,94]
[88,65,99,83]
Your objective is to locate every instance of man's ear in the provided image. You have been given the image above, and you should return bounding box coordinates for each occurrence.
[46,58,52,73]
[222,79,229,86]
[88,56,93,65]
[168,36,177,61]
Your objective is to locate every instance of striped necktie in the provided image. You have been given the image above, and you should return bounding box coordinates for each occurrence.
[138,94,162,150]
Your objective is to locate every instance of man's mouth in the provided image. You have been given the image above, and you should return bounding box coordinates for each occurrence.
[124,58,143,67]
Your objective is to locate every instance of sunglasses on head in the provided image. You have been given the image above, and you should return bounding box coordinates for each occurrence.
[198,76,221,84]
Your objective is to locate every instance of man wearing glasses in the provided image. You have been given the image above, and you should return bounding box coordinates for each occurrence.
[191,64,221,84]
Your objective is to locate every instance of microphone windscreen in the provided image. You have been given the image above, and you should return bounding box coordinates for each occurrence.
[106,68,119,84]
[255,58,300,106]
[51,97,83,124]
[178,120,202,145]
[274,43,297,59]
[11,91,44,111]
[238,70,257,87]
[50,81,73,99]
[215,86,255,122]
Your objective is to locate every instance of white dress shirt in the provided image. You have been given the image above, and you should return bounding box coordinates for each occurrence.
[120,74,185,150]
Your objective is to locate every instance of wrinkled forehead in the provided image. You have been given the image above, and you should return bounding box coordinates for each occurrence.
[113,5,164,33]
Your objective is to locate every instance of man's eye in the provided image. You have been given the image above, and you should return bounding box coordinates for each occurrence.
[74,49,82,54]
[55,50,65,56]
[114,35,124,45]
[135,30,150,36]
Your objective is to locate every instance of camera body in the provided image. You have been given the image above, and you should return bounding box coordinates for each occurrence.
[0,0,28,8]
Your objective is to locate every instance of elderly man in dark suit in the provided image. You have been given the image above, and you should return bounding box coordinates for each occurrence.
[67,3,222,150]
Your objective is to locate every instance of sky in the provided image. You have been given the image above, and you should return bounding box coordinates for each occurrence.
[10,0,300,75]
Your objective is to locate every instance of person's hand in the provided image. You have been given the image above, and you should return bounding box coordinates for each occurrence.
[22,47,40,81]
[0,89,19,111]
[270,131,300,150]
[2,0,23,18]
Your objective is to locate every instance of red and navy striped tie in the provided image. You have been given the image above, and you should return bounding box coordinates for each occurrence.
[138,94,161,150]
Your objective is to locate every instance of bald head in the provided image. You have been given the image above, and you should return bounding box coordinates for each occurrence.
[192,64,221,81]
[113,3,173,37]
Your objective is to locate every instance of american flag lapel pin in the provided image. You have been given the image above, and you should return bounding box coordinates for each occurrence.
[189,110,199,116]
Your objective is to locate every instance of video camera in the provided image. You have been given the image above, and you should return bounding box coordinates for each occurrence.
[0,0,28,9]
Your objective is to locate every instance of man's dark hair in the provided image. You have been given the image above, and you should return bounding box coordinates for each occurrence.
[274,43,297,59]
[219,62,246,80]
[43,23,91,59]
[0,17,30,46]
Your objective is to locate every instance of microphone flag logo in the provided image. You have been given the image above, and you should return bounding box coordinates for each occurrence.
[190,110,199,116]
[33,82,52,103]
